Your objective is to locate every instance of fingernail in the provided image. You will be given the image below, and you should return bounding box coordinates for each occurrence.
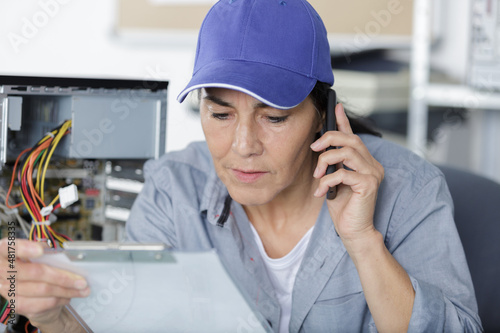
[29,244,43,257]
[80,287,91,297]
[310,141,320,150]
[314,188,321,197]
[74,279,88,290]
[313,168,319,178]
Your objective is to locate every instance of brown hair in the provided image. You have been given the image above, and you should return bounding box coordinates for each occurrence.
[309,81,381,137]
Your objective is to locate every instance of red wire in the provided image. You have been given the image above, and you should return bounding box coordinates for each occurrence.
[28,142,52,210]
[9,125,74,250]
[0,304,9,323]
[24,320,31,333]
[23,152,44,222]
[21,175,42,222]
[5,147,31,209]
[59,233,73,241]
[48,230,57,249]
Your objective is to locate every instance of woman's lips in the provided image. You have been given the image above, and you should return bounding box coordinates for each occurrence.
[231,169,268,183]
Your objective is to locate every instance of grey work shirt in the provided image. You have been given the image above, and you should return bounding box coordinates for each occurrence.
[126,134,482,332]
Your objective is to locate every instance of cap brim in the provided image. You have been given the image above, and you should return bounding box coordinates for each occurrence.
[177,59,317,110]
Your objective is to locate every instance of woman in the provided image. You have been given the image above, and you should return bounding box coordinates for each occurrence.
[0,0,481,332]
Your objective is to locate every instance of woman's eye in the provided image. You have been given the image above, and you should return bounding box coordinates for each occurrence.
[267,116,288,124]
[211,112,230,120]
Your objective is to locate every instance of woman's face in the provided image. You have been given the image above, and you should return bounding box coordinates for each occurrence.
[200,88,322,206]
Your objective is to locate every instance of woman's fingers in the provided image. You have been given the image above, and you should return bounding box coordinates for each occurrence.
[0,281,90,299]
[312,133,383,180]
[311,130,372,160]
[0,237,89,323]
[314,168,380,198]
[0,238,87,290]
[0,238,90,328]
[335,103,353,135]
[314,146,372,178]
[15,260,88,290]
[312,103,384,240]
[311,121,384,188]
[0,238,43,260]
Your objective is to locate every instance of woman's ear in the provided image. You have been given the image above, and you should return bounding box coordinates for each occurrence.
[315,109,325,134]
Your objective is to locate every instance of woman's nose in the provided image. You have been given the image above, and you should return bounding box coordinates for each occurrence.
[231,119,263,158]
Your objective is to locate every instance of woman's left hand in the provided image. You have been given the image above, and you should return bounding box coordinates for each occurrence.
[310,103,384,245]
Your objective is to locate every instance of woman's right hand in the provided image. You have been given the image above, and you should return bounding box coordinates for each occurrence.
[0,238,90,331]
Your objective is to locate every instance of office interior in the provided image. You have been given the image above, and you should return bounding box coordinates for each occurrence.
[0,0,499,332]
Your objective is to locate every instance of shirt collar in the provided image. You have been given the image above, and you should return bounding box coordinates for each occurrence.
[199,170,230,226]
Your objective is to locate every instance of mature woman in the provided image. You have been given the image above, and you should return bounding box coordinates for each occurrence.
[0,0,481,332]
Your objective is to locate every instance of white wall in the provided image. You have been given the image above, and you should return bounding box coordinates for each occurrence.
[430,0,472,83]
[0,0,205,152]
[388,0,472,82]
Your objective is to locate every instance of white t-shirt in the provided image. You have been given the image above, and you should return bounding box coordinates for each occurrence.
[250,224,314,333]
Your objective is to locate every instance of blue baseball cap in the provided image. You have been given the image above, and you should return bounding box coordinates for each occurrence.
[177,0,334,110]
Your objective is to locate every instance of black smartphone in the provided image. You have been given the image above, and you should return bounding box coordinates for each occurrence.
[324,89,337,200]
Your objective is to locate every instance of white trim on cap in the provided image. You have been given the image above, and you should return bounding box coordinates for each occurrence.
[177,83,301,110]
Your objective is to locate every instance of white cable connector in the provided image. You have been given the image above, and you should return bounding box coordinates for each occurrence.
[40,205,53,217]
[32,221,51,226]
[59,184,79,209]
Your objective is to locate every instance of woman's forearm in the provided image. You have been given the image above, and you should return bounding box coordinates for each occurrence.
[344,229,415,333]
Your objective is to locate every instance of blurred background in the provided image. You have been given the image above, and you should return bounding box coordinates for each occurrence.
[1,1,500,331]
[0,0,498,240]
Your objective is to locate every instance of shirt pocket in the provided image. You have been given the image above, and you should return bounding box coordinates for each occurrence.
[315,265,364,305]
[301,269,373,332]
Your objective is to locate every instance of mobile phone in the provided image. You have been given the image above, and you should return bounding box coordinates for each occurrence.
[324,89,337,200]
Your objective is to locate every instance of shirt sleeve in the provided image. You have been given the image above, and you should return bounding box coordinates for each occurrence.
[125,159,178,248]
[385,174,483,332]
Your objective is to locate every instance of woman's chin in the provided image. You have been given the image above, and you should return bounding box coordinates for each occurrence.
[227,188,275,207]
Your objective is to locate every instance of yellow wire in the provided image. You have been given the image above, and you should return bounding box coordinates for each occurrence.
[19,188,37,224]
[39,129,61,202]
[21,145,47,211]
[30,126,65,201]
[19,121,72,246]
[52,232,66,245]
[41,121,72,246]
[18,159,42,241]
[40,120,71,203]
[21,125,67,241]
[12,122,73,247]
[29,224,34,241]
[25,150,47,217]
[36,223,41,241]
[20,150,38,182]
[36,148,50,194]
[41,225,49,240]
[32,132,57,194]
[49,194,59,207]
